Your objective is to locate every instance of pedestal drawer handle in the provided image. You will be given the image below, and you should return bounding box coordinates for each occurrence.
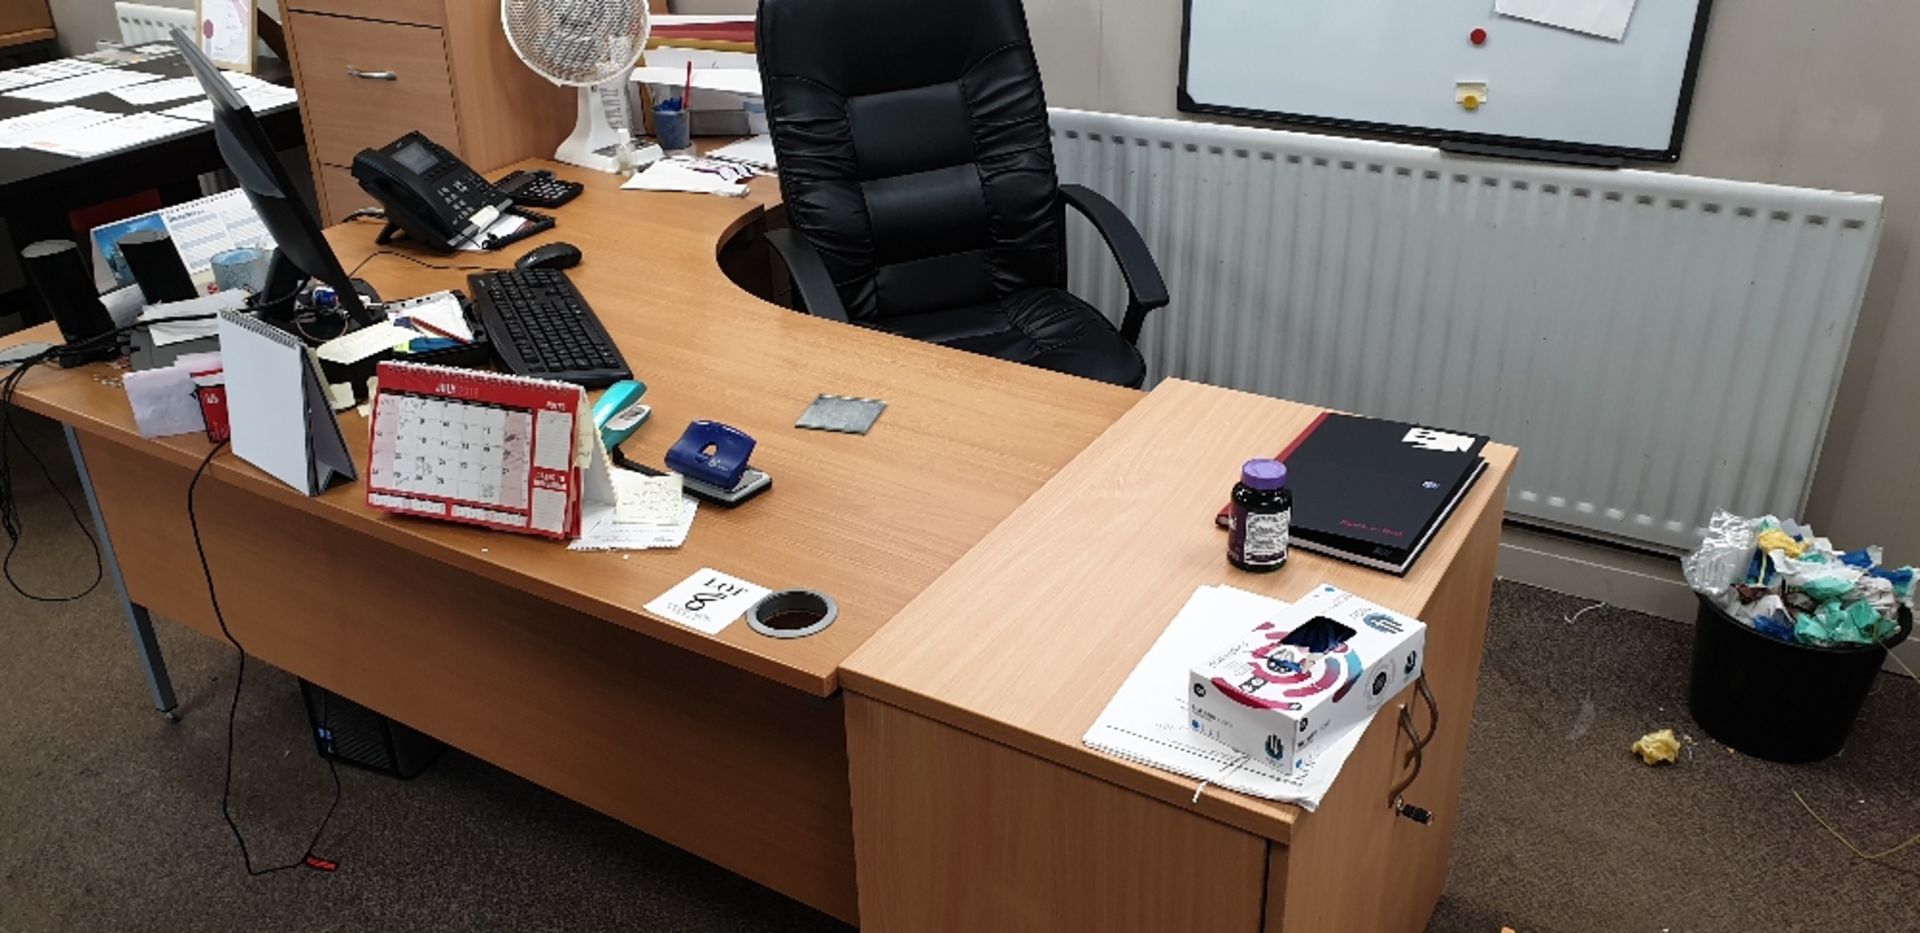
[346,67,397,81]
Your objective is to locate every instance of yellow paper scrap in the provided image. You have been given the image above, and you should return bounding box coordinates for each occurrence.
[1756,529,1807,557]
[1630,728,1680,765]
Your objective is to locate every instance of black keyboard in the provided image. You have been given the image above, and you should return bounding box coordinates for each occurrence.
[469,269,632,388]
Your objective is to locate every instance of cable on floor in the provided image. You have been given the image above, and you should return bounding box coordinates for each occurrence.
[186,441,342,875]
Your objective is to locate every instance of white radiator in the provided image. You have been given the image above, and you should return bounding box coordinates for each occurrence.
[115,2,195,46]
[1050,109,1884,551]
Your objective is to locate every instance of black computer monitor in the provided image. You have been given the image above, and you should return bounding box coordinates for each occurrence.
[170,28,377,328]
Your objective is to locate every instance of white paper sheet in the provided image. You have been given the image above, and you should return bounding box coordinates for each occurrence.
[108,75,211,105]
[571,472,697,552]
[456,212,532,252]
[23,112,197,158]
[0,106,118,149]
[123,365,207,438]
[387,291,473,342]
[6,68,163,103]
[0,59,107,92]
[631,64,764,97]
[201,0,253,66]
[315,319,411,365]
[1496,0,1639,41]
[620,158,750,197]
[706,135,777,171]
[139,291,249,346]
[157,81,297,122]
[644,568,768,635]
[1080,585,1371,811]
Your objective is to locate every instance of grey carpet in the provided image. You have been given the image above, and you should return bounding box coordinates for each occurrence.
[3,410,1916,932]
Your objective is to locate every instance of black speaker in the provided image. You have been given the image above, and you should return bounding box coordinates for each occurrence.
[20,240,117,367]
[118,228,198,304]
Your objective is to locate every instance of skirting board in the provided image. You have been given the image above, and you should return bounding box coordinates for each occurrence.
[1497,524,1919,679]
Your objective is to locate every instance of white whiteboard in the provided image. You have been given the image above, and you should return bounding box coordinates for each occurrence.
[1180,0,1712,161]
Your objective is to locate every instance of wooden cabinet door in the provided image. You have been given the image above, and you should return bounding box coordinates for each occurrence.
[286,11,460,168]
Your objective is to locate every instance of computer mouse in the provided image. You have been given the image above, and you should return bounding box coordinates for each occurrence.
[515,241,583,271]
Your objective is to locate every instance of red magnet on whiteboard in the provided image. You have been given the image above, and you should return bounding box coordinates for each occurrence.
[1470,28,1487,46]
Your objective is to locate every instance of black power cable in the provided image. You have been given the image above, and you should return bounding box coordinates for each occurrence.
[186,442,342,875]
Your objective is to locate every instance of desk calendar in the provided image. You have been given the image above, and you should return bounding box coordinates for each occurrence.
[366,361,613,539]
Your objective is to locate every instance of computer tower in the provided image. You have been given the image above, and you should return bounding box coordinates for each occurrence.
[297,679,447,779]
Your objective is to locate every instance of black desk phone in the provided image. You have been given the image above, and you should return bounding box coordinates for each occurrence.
[351,132,516,253]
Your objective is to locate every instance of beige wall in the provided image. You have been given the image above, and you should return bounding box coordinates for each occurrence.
[1021,0,1920,563]
[48,0,281,55]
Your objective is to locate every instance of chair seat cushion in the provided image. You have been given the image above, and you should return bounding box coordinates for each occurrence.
[875,288,1146,387]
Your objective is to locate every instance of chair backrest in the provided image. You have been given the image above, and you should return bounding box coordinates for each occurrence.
[758,0,1064,325]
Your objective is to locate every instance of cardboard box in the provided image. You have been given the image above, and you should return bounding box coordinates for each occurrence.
[1189,583,1426,773]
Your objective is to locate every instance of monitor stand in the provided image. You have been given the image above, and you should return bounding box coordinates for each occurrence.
[255,250,383,345]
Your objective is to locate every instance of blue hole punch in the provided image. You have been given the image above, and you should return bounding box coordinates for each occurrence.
[660,421,770,506]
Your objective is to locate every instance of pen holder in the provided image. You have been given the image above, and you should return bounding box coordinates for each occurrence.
[653,105,691,152]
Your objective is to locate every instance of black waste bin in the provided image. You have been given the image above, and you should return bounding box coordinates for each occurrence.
[1688,594,1912,763]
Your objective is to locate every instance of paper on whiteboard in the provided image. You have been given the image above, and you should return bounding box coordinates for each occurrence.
[1496,0,1639,42]
[1081,584,1370,811]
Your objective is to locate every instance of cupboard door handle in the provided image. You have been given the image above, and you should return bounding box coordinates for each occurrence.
[346,67,397,81]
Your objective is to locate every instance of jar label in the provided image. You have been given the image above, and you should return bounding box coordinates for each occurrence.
[1234,509,1290,565]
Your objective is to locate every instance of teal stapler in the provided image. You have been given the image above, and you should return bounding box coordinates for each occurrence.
[591,380,651,450]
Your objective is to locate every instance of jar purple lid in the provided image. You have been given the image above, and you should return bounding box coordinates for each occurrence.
[1240,458,1288,490]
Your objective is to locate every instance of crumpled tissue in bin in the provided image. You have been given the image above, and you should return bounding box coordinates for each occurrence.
[1686,512,1912,648]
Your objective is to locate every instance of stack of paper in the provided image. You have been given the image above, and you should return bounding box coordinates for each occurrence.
[159,78,298,122]
[5,68,162,104]
[0,106,118,149]
[1081,584,1371,811]
[23,112,199,158]
[621,157,751,197]
[570,472,699,551]
[706,135,776,172]
[0,59,107,93]
[138,291,249,347]
[109,75,216,106]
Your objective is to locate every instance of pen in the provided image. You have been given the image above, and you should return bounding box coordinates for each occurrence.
[684,60,693,114]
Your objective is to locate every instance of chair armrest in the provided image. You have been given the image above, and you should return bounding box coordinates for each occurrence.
[1059,183,1170,344]
[764,228,850,323]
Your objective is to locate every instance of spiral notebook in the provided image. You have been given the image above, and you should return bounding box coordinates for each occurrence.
[216,309,357,495]
[364,361,615,539]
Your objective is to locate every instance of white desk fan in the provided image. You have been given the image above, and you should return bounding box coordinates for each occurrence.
[502,0,650,173]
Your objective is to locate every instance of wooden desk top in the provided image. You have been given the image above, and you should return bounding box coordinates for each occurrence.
[3,160,1137,695]
[841,379,1517,840]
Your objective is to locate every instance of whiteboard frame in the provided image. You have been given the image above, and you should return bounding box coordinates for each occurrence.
[1175,0,1716,164]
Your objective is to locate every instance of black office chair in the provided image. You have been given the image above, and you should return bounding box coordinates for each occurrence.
[755,0,1170,387]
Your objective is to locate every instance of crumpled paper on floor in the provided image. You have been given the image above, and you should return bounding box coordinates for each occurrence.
[1631,729,1680,765]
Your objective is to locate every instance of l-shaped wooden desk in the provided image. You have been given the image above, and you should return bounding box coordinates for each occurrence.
[4,161,1512,931]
